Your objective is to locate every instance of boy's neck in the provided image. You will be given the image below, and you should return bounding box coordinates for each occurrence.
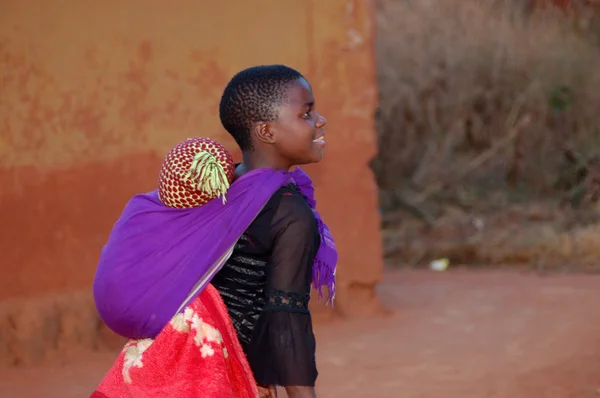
[240,151,291,174]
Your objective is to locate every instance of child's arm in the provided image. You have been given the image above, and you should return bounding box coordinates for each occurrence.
[246,191,320,396]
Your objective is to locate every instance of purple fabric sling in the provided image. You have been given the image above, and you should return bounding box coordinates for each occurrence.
[93,167,337,340]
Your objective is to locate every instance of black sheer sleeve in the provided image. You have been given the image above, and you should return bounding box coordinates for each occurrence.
[246,188,320,387]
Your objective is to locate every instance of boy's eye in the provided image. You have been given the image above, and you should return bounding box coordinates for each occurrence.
[303,110,311,118]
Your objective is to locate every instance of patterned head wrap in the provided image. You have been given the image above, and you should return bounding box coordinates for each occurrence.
[158,137,236,208]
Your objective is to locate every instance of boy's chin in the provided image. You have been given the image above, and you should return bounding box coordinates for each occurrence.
[301,154,324,165]
[309,148,326,163]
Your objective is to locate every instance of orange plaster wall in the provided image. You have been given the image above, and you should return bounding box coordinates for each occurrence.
[0,0,382,315]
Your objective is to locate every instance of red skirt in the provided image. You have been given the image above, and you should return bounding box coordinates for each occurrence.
[90,284,259,398]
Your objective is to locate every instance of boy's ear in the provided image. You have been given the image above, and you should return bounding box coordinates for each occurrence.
[253,122,276,144]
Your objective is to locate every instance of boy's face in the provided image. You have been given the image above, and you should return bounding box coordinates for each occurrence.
[268,78,327,167]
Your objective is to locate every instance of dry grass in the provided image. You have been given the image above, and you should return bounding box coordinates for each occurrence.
[373,0,600,214]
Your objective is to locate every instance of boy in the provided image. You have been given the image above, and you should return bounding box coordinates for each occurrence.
[212,65,329,398]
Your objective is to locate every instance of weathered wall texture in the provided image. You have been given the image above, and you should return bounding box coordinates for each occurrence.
[0,0,383,365]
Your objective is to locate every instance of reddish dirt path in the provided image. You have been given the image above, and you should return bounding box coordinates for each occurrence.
[2,268,600,397]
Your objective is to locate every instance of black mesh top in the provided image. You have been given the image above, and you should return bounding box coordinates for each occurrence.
[210,183,320,387]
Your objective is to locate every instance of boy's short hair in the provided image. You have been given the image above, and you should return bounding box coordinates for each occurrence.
[219,64,303,151]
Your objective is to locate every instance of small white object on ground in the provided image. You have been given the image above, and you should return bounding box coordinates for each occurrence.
[429,258,450,271]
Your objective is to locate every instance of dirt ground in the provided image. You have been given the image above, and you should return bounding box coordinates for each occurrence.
[2,268,600,398]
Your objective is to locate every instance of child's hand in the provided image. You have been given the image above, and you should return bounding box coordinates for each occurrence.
[258,384,277,397]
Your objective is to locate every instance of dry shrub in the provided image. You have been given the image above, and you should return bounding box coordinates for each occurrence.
[373,0,600,212]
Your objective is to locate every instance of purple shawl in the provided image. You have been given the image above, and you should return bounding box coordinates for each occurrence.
[93,167,337,340]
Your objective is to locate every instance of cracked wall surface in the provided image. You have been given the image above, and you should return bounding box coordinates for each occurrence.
[0,0,383,366]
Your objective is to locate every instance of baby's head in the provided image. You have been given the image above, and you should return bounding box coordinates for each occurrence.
[219,65,327,169]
